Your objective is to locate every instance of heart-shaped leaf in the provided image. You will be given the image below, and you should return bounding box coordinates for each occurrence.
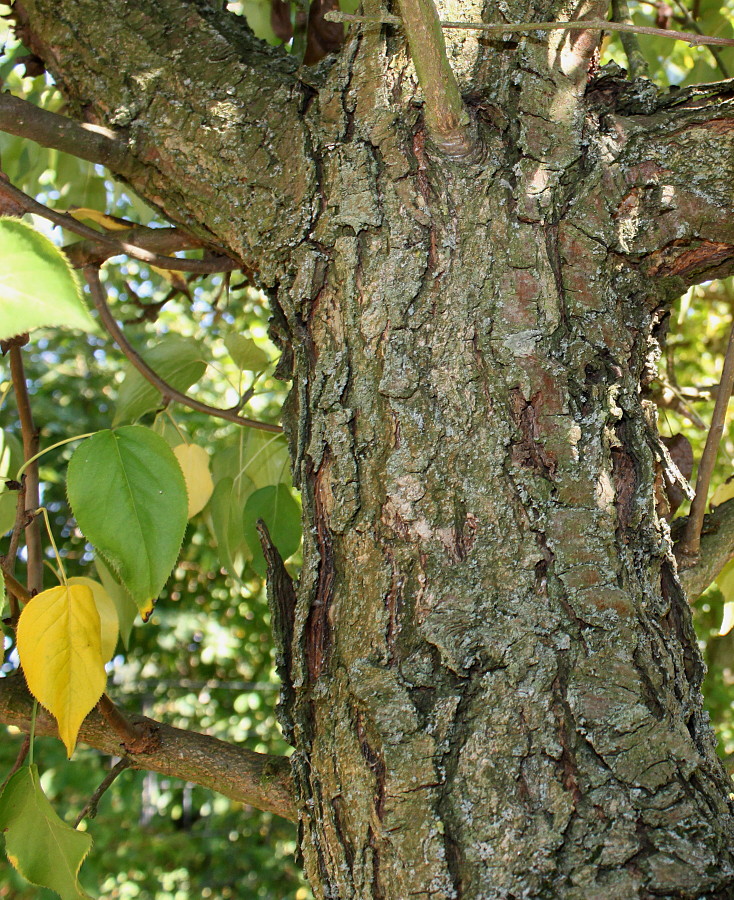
[66,426,188,612]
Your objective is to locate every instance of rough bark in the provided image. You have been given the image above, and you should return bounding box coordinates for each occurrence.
[8,1,734,897]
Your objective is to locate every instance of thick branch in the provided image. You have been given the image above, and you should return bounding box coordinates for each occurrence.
[677,499,734,599]
[585,83,734,286]
[0,93,145,181]
[0,675,296,822]
[14,0,315,278]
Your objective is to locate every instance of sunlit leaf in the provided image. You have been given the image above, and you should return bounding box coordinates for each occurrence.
[94,555,138,648]
[212,431,291,491]
[173,443,214,518]
[0,218,96,340]
[0,765,93,900]
[0,429,22,535]
[66,576,119,662]
[66,426,188,612]
[113,335,206,425]
[243,484,301,577]
[224,334,269,372]
[711,477,734,508]
[16,583,106,756]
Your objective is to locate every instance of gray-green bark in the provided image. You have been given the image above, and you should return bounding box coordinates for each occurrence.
[11,0,734,896]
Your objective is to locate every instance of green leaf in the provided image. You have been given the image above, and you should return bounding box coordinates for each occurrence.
[208,475,252,580]
[0,765,93,900]
[94,555,138,648]
[113,335,206,425]
[208,432,291,579]
[0,218,96,340]
[239,0,281,45]
[243,484,301,577]
[66,426,188,613]
[0,429,23,535]
[224,334,270,372]
[212,432,291,491]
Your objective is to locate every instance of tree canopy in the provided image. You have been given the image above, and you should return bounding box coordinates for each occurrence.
[2,0,734,897]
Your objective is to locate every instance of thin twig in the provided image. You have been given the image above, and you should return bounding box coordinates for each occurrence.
[395,0,480,160]
[678,317,734,563]
[84,268,282,434]
[8,344,42,595]
[669,0,730,77]
[64,226,208,269]
[326,10,734,46]
[0,736,30,793]
[73,759,131,827]
[611,0,649,78]
[1,569,31,605]
[0,180,240,274]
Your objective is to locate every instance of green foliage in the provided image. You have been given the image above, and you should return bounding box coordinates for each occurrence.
[0,218,96,341]
[67,428,189,615]
[603,0,734,84]
[0,765,93,900]
[243,485,302,577]
[2,0,733,897]
[113,337,206,426]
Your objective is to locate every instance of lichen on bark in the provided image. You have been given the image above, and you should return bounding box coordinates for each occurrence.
[10,0,734,897]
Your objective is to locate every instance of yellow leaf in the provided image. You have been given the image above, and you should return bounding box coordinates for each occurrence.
[173,443,214,518]
[17,584,106,757]
[66,577,119,662]
[711,476,734,508]
[66,208,135,232]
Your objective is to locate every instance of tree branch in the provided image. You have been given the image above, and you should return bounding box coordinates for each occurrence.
[64,226,209,269]
[677,318,734,562]
[0,93,145,181]
[14,0,316,275]
[0,180,240,274]
[7,343,42,596]
[677,499,734,599]
[328,10,734,45]
[611,0,649,78]
[595,85,734,287]
[394,0,480,161]
[0,675,296,822]
[84,267,283,434]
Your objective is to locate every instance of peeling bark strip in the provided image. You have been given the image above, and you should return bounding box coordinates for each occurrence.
[304,459,335,682]
[9,0,734,897]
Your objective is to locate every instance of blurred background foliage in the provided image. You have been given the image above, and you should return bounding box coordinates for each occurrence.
[1,0,734,897]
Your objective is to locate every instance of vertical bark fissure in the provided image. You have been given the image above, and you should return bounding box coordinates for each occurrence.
[278,37,734,888]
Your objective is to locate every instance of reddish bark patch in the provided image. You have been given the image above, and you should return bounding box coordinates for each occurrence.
[611,443,637,533]
[305,459,335,681]
[509,389,557,476]
[645,239,734,279]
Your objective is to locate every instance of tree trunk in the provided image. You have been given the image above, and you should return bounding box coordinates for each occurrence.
[12,0,734,897]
